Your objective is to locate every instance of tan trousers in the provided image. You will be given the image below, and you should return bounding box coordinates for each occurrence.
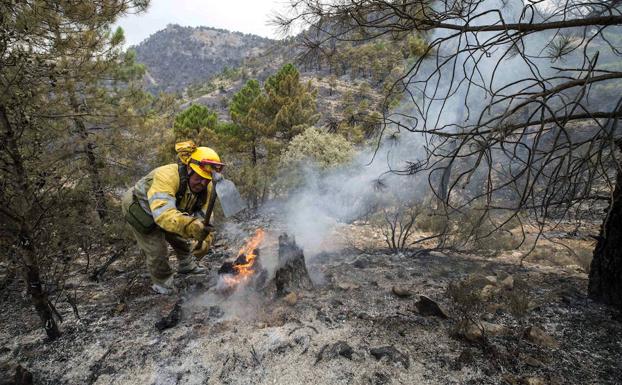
[121,189,196,284]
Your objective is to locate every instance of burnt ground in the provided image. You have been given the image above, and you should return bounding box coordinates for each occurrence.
[1,215,621,385]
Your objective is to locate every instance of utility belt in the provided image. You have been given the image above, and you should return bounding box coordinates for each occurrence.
[125,190,157,234]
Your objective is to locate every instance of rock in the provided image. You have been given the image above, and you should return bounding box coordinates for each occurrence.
[113,302,127,315]
[480,284,499,300]
[485,276,498,285]
[155,300,182,332]
[392,286,413,298]
[414,295,448,318]
[482,312,496,322]
[502,374,519,385]
[520,377,547,385]
[353,258,370,269]
[463,274,495,291]
[270,341,292,354]
[428,251,447,258]
[501,275,514,290]
[521,354,544,367]
[90,292,106,301]
[460,320,509,342]
[524,326,559,349]
[316,341,354,363]
[461,322,483,343]
[369,346,410,368]
[336,282,360,291]
[483,321,509,336]
[331,341,354,359]
[284,292,298,306]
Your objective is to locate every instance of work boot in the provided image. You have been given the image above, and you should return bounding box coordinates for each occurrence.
[151,276,177,295]
[178,260,207,274]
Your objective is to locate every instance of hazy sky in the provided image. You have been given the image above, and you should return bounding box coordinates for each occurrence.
[115,0,291,47]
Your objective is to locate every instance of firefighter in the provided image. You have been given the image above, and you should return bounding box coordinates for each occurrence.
[122,141,223,294]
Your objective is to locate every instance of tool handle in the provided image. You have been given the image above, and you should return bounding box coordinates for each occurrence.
[194,183,218,251]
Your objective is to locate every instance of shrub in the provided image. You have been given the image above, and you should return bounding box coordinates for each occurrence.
[278,126,355,191]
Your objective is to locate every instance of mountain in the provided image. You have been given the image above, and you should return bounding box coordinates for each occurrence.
[133,24,275,92]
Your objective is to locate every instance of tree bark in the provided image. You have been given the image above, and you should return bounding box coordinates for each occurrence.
[71,95,107,221]
[250,139,258,208]
[588,148,622,310]
[1,105,61,339]
[23,246,61,340]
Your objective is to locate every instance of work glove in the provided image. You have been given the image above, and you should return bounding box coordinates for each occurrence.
[185,218,211,241]
[192,232,214,259]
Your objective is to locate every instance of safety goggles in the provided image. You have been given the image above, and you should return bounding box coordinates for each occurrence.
[190,158,225,173]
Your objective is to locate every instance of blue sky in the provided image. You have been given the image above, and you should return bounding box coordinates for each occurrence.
[115,0,291,47]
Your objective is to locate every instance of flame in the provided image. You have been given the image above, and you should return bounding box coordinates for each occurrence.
[217,229,266,294]
[233,229,265,277]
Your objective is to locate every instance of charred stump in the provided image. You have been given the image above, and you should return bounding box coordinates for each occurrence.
[275,234,313,296]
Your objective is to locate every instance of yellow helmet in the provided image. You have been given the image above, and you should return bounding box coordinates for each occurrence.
[187,147,225,180]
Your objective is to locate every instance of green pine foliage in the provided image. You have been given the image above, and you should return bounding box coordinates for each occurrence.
[173,104,218,142]
[0,0,153,338]
[262,63,320,140]
[224,64,320,206]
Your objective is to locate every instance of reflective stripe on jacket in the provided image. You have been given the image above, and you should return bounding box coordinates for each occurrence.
[133,164,213,238]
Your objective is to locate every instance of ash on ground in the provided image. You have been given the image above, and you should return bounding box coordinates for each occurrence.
[1,213,621,385]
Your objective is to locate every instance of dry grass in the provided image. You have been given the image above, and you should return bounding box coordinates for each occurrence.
[523,240,595,273]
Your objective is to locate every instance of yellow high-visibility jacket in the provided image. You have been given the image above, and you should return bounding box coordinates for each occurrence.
[132,164,213,238]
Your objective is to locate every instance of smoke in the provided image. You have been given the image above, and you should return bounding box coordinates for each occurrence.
[283,130,429,255]
[281,0,569,254]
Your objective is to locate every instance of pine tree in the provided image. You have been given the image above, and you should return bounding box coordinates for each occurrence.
[227,80,270,207]
[229,79,263,166]
[226,66,319,206]
[173,104,218,142]
[0,0,150,339]
[261,63,319,140]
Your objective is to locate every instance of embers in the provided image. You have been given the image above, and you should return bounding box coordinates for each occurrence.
[217,229,268,292]
[218,248,263,276]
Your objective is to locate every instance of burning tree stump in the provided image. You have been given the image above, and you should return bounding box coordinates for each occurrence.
[214,230,312,297]
[217,248,268,289]
[275,233,313,296]
[216,229,268,294]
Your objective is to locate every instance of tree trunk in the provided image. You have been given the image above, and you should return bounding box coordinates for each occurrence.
[250,138,258,208]
[22,245,61,340]
[588,155,622,310]
[71,94,107,221]
[1,105,61,339]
